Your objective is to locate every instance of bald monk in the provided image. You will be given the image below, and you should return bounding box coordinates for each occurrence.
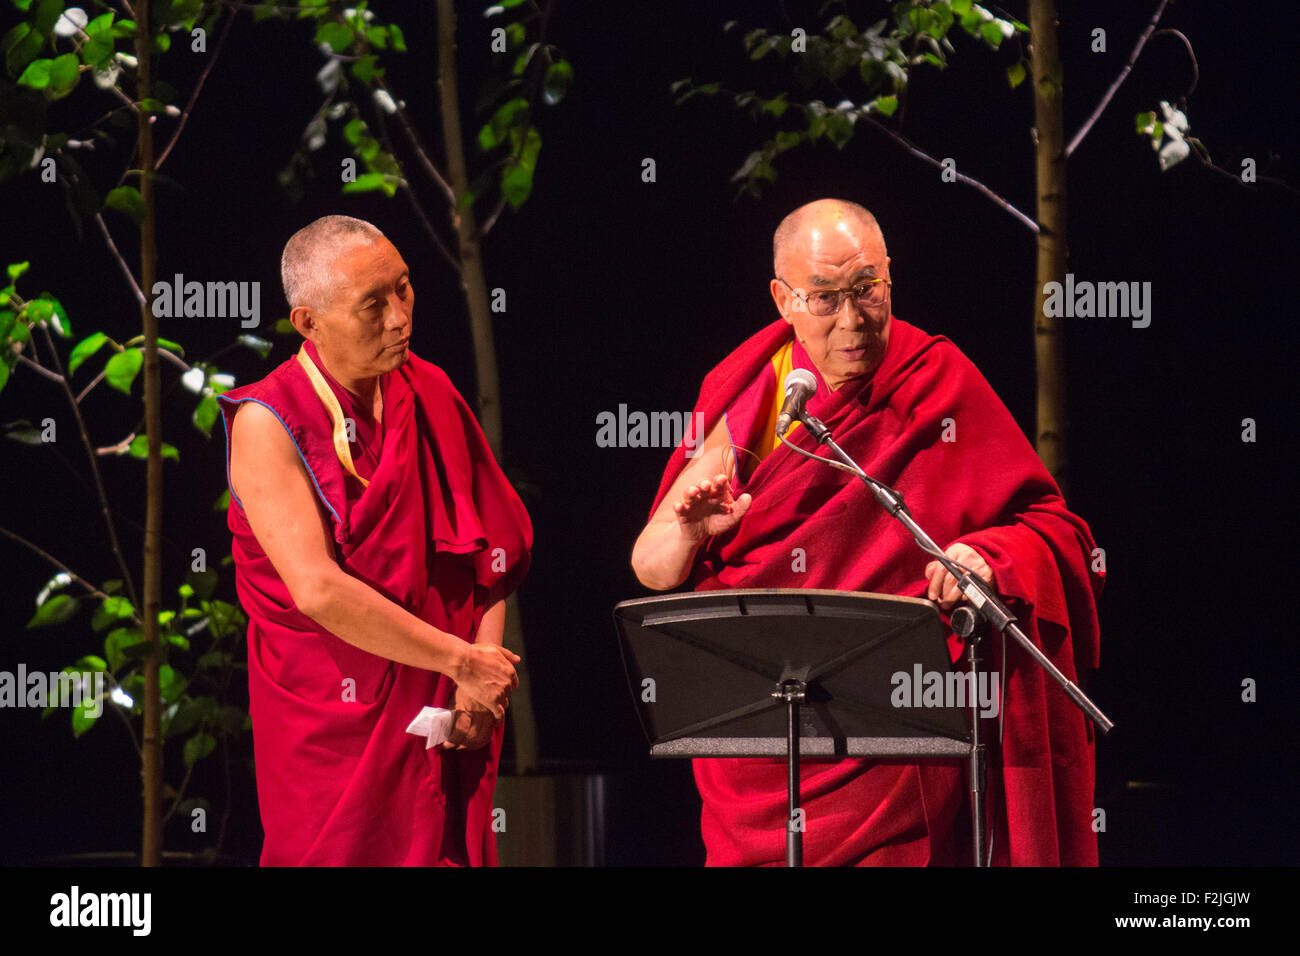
[220,215,531,865]
[632,199,1103,866]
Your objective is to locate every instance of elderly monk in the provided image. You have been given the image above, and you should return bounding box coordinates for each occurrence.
[220,215,531,865]
[632,199,1103,866]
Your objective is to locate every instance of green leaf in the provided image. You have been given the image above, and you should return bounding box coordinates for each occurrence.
[7,261,29,281]
[274,318,295,335]
[68,332,109,376]
[951,0,972,14]
[479,97,529,151]
[49,51,78,96]
[71,699,100,737]
[104,347,142,393]
[541,59,572,106]
[104,186,145,225]
[27,593,79,628]
[91,594,135,632]
[17,58,53,90]
[504,21,525,50]
[127,435,179,461]
[33,0,63,37]
[342,172,389,194]
[980,20,1004,48]
[212,488,231,512]
[192,394,219,437]
[873,95,899,117]
[80,32,114,69]
[825,112,854,150]
[501,126,541,209]
[4,23,45,76]
[104,626,145,670]
[314,21,352,53]
[388,24,406,53]
[350,54,381,83]
[23,298,53,324]
[159,664,187,702]
[1006,62,1026,89]
[0,362,9,393]
[74,655,107,672]
[85,11,115,34]
[183,731,216,766]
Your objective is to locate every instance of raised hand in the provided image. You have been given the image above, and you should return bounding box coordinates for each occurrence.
[673,473,752,542]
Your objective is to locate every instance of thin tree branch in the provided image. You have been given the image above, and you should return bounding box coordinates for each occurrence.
[399,181,462,273]
[75,369,107,404]
[1065,0,1169,159]
[16,354,65,384]
[155,7,237,169]
[383,81,456,203]
[859,114,1040,233]
[477,195,507,236]
[95,214,147,307]
[0,526,136,615]
[1152,29,1198,102]
[35,324,140,611]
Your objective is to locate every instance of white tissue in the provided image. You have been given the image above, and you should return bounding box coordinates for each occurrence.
[405,706,454,749]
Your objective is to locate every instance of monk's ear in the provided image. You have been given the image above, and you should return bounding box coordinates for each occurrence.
[288,305,316,339]
[769,278,792,324]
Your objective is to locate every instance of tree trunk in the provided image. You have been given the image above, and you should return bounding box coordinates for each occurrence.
[435,0,539,773]
[1030,0,1069,494]
[135,0,164,867]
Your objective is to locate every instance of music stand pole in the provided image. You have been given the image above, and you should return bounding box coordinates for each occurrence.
[772,680,806,867]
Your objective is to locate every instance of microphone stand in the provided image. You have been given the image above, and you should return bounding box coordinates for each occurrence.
[784,413,1114,864]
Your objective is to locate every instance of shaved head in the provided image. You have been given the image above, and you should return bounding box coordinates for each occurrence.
[281,215,386,310]
[773,199,885,276]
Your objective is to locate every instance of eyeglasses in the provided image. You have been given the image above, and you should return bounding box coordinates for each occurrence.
[778,276,891,316]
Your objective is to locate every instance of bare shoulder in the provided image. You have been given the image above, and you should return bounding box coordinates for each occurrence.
[228,401,301,501]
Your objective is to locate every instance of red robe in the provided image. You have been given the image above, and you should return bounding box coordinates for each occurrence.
[219,345,531,865]
[649,317,1103,866]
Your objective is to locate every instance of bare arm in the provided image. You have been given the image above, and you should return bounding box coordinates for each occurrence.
[631,417,751,590]
[228,401,518,718]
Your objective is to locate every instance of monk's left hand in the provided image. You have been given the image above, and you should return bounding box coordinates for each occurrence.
[925,542,995,611]
[443,687,497,751]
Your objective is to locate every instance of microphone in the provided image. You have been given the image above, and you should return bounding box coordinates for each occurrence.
[775,369,817,437]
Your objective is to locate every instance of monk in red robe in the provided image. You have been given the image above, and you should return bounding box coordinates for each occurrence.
[632,199,1103,866]
[220,215,531,865]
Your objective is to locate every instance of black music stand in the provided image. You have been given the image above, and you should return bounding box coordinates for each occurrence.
[614,588,982,866]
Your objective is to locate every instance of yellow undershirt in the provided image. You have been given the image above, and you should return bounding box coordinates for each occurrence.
[754,339,802,462]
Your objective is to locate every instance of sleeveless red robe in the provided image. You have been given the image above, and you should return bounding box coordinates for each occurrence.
[219,344,531,865]
[650,317,1103,866]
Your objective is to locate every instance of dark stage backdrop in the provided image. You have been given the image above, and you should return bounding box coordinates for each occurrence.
[1,0,1296,866]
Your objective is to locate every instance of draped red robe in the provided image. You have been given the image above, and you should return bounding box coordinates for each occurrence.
[219,345,531,866]
[649,317,1103,866]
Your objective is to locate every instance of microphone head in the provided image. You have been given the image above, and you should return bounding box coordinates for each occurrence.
[783,368,817,397]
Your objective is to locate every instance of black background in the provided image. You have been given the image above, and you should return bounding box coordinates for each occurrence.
[1,0,1296,867]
